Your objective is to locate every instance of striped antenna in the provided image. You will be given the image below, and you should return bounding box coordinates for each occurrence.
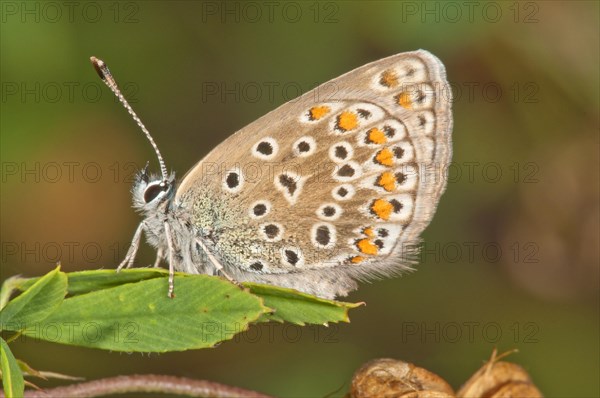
[90,56,169,182]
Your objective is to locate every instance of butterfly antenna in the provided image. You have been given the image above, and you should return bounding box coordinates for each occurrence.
[90,56,169,183]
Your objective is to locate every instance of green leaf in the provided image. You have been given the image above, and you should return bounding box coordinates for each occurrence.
[16,268,165,296]
[7,268,364,351]
[245,283,363,325]
[0,267,67,331]
[20,274,267,352]
[0,275,30,311]
[14,269,363,325]
[0,338,24,398]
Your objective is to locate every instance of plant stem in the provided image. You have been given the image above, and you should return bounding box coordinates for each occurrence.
[6,374,275,398]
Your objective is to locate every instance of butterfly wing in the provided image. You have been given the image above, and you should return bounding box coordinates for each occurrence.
[175,50,452,297]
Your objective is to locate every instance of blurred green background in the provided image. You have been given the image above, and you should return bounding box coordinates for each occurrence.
[1,1,598,397]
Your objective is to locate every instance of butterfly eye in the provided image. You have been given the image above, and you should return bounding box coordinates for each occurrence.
[144,183,167,203]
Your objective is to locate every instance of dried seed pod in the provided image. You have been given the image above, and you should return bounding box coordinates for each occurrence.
[350,358,455,398]
[457,350,543,398]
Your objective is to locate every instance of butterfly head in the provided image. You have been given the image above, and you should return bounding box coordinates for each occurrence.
[132,162,176,214]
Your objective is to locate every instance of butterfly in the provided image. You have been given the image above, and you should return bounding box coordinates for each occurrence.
[91,50,452,299]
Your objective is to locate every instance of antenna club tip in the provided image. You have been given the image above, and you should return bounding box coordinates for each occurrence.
[90,56,108,80]
[89,56,103,66]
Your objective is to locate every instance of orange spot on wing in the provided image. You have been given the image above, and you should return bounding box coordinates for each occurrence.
[397,92,413,109]
[371,199,393,220]
[357,239,378,255]
[379,70,398,88]
[375,148,394,166]
[309,106,330,120]
[377,172,396,192]
[367,128,387,144]
[350,256,364,264]
[363,227,374,237]
[337,111,358,131]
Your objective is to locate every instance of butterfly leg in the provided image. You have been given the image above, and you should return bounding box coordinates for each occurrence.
[152,247,163,268]
[117,222,145,271]
[164,222,177,298]
[195,238,241,287]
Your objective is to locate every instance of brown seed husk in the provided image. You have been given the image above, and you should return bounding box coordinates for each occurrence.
[457,350,543,398]
[350,358,455,398]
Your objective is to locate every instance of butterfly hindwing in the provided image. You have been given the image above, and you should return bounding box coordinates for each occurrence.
[175,50,452,297]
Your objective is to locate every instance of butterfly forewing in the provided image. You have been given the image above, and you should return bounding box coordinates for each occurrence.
[175,50,452,295]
